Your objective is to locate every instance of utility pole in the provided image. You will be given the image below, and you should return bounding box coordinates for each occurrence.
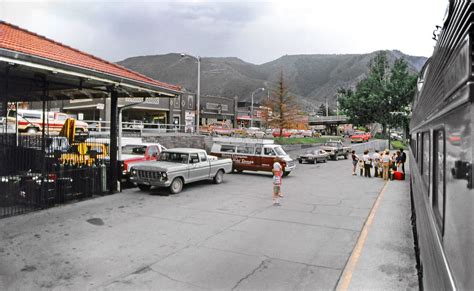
[181,53,201,134]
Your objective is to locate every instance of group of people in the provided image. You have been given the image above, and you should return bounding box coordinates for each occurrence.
[271,148,407,206]
[351,149,406,181]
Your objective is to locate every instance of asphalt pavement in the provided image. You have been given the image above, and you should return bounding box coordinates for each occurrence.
[0,148,416,290]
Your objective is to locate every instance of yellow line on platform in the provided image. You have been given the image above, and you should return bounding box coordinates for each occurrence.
[336,181,389,291]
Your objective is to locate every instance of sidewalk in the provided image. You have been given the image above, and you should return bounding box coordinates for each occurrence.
[338,163,419,290]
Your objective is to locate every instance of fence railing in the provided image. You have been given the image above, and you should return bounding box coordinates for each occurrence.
[84,120,196,135]
[0,134,111,218]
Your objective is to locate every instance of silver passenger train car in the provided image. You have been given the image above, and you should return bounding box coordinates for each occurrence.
[410,0,473,289]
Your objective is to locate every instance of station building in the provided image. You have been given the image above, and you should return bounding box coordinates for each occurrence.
[0,21,182,217]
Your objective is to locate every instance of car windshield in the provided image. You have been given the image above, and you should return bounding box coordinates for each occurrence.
[122,145,146,155]
[159,152,189,163]
[274,146,287,156]
[324,142,340,147]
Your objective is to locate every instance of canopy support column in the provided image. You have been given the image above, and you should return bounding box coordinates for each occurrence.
[2,67,9,137]
[109,88,119,194]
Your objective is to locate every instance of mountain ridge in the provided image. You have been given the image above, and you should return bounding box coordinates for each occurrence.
[117,50,427,111]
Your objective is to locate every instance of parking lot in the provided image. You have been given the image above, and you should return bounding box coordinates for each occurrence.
[0,149,387,290]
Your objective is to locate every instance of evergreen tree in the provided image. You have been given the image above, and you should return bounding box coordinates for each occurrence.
[262,71,299,135]
[338,51,417,133]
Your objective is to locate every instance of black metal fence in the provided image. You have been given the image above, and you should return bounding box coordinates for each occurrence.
[0,133,111,218]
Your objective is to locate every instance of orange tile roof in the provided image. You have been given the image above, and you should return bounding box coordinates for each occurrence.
[0,21,181,92]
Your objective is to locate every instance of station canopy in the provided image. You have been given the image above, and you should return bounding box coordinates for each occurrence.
[0,21,182,101]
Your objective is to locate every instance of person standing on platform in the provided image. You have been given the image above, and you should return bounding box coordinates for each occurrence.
[395,151,402,171]
[272,161,283,206]
[372,150,381,177]
[351,150,359,176]
[391,152,398,171]
[358,157,364,176]
[382,150,391,180]
[400,149,407,174]
[363,150,372,178]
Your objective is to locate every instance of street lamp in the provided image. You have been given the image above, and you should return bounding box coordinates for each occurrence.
[181,53,201,134]
[251,88,265,128]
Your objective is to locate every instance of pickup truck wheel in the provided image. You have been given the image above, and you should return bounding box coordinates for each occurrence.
[213,170,224,184]
[169,178,183,194]
[298,159,302,164]
[331,155,337,161]
[138,184,151,191]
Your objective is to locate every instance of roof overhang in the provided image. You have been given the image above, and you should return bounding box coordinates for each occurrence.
[0,48,181,101]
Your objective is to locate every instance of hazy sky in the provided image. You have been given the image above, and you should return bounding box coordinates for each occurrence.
[1,0,448,64]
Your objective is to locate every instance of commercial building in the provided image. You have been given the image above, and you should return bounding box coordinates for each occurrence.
[199,95,238,128]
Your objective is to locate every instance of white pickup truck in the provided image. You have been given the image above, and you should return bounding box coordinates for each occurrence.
[129,148,233,194]
[320,140,351,160]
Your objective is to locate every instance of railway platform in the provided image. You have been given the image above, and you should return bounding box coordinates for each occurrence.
[337,162,419,290]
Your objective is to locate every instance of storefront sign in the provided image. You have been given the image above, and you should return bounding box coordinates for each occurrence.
[206,102,228,111]
[125,97,160,105]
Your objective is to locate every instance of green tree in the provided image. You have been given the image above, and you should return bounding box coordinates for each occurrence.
[262,71,299,135]
[338,51,417,133]
[387,58,417,133]
[318,103,336,116]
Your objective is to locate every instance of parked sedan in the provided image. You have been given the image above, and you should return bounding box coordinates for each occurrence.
[246,127,265,138]
[390,132,402,140]
[297,149,329,164]
[350,131,370,143]
[272,129,292,138]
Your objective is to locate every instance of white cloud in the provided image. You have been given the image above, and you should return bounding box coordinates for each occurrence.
[0,0,448,63]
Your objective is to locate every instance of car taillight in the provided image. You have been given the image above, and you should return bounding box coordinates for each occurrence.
[47,173,57,181]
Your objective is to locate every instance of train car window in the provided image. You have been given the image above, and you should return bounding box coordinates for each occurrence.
[411,133,417,160]
[422,131,431,194]
[433,129,445,234]
[417,132,422,163]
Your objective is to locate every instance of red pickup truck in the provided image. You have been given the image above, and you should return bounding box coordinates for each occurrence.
[120,143,166,182]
